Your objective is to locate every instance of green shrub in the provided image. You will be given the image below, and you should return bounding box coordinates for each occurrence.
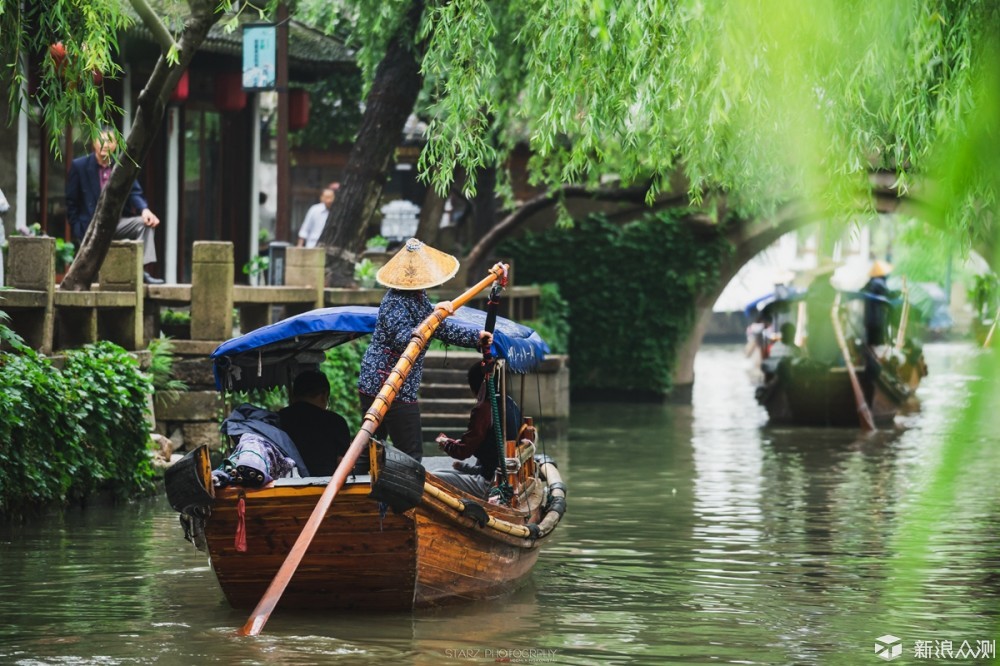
[322,339,366,432]
[147,337,188,394]
[0,330,155,515]
[223,340,367,435]
[969,273,998,321]
[501,211,729,396]
[523,282,570,354]
[228,386,289,415]
[161,309,191,325]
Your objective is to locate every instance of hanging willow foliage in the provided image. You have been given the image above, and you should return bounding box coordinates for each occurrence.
[297,0,999,248]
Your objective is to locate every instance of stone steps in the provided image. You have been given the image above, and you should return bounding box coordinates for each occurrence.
[418,351,480,440]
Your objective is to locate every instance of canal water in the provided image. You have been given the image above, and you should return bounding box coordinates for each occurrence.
[1,343,997,665]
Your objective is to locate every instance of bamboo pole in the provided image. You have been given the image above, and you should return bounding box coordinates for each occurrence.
[894,278,910,351]
[238,263,508,637]
[831,294,876,432]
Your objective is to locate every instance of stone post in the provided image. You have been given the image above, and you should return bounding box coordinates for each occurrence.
[284,246,326,310]
[96,240,144,350]
[191,241,233,341]
[5,236,55,353]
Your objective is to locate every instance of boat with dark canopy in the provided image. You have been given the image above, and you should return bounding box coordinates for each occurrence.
[749,287,924,428]
[165,268,565,620]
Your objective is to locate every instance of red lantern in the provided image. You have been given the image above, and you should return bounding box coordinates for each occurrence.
[213,71,246,112]
[289,89,310,131]
[170,70,189,103]
[49,42,67,72]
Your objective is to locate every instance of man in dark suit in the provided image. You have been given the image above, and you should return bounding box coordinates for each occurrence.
[65,129,163,283]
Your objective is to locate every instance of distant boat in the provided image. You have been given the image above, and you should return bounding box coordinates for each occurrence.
[755,356,912,427]
[166,304,566,611]
[749,288,924,427]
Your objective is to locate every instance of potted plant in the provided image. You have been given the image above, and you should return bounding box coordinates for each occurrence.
[354,258,379,289]
[160,308,192,339]
[242,254,270,285]
[54,237,75,281]
[365,235,388,253]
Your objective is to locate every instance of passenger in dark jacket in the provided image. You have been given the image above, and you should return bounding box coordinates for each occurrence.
[279,370,351,476]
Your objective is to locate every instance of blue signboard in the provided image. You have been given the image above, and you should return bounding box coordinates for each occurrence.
[242,24,276,91]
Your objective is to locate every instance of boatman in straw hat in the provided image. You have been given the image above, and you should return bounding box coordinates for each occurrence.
[863,259,894,348]
[355,238,493,472]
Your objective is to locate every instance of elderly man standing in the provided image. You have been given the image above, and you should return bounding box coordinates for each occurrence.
[296,184,336,248]
[65,128,163,284]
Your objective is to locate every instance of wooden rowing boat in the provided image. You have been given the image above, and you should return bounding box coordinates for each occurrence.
[755,357,911,427]
[165,302,565,612]
[172,439,562,611]
[751,287,920,428]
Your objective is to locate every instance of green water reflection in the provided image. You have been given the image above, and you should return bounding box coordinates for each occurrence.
[0,343,996,665]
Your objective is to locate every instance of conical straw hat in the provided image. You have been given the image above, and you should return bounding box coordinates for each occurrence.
[869,259,893,278]
[376,238,460,290]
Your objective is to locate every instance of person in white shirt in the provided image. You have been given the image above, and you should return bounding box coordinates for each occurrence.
[0,186,8,285]
[296,186,335,248]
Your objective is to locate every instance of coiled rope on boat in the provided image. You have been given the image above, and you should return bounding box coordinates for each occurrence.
[422,456,566,544]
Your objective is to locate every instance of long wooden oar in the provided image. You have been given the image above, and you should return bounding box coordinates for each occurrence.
[238,263,508,637]
[893,278,910,351]
[830,294,876,432]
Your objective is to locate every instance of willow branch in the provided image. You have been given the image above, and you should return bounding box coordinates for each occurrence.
[462,182,674,269]
[129,0,179,53]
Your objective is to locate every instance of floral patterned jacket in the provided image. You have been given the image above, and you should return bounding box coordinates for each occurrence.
[357,289,480,402]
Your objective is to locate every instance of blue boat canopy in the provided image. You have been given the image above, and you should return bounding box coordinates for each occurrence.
[211,305,549,391]
[745,287,898,319]
[744,288,805,319]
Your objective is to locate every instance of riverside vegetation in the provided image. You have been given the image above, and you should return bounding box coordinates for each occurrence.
[0,311,154,516]
[502,210,728,396]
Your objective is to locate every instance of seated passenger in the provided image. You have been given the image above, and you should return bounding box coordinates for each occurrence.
[761,322,801,382]
[768,322,801,360]
[279,370,351,476]
[430,361,521,498]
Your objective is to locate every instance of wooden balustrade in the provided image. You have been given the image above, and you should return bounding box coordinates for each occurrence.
[0,239,541,355]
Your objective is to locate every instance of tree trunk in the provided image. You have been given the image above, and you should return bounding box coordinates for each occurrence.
[465,165,498,278]
[320,0,426,286]
[414,184,446,247]
[60,0,220,291]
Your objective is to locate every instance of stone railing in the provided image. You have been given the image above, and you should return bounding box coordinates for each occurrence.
[0,238,543,355]
[0,237,559,452]
[3,236,146,353]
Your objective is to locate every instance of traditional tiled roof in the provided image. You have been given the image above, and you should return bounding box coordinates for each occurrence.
[125,4,354,71]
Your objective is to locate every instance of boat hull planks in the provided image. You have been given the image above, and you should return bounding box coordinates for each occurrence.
[202,478,544,611]
[759,365,906,428]
[205,483,418,611]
